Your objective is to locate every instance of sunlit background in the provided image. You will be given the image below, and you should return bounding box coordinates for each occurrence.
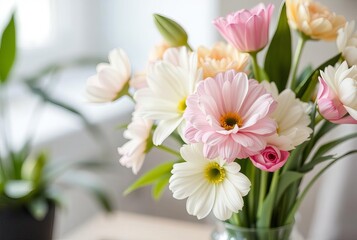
[1,0,356,239]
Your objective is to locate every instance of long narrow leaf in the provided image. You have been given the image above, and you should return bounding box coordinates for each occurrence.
[285,150,357,224]
[311,133,357,160]
[275,171,304,205]
[124,161,175,195]
[264,3,291,91]
[295,54,341,99]
[0,13,16,83]
[311,120,337,147]
[300,155,334,173]
[152,173,171,200]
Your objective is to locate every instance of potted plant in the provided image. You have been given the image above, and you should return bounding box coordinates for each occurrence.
[0,14,112,240]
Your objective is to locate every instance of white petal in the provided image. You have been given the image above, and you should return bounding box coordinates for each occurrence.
[153,117,183,145]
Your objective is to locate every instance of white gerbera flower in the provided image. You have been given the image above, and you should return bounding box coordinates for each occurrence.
[169,143,251,221]
[262,82,312,151]
[337,21,357,66]
[134,47,202,145]
[86,48,131,102]
[118,116,153,174]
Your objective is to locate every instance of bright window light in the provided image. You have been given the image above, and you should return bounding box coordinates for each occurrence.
[16,0,52,49]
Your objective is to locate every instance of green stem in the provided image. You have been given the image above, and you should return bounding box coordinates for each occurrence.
[314,114,324,125]
[250,52,263,82]
[257,171,268,219]
[185,43,193,52]
[257,170,280,228]
[290,35,307,89]
[157,145,181,157]
[247,163,256,227]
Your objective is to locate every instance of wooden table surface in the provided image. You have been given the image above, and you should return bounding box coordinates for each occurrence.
[62,211,214,240]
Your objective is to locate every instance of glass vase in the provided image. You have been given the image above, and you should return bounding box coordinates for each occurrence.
[211,221,297,240]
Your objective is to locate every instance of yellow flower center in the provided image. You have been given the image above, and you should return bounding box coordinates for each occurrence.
[177,97,187,113]
[220,112,243,130]
[204,162,226,184]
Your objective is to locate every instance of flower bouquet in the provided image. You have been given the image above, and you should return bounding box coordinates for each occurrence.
[86,0,357,239]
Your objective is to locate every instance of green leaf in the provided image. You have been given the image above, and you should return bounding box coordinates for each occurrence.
[311,132,357,160]
[28,197,49,220]
[152,173,171,200]
[264,3,291,92]
[296,65,313,86]
[311,120,337,147]
[4,180,33,199]
[0,13,16,83]
[275,171,304,205]
[124,161,175,195]
[295,53,341,100]
[300,155,334,173]
[282,142,308,172]
[22,152,48,186]
[285,150,357,224]
[153,14,188,47]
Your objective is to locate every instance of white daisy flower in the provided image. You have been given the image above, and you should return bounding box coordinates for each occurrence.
[118,116,153,174]
[169,143,251,221]
[86,48,131,102]
[134,47,202,145]
[262,82,312,151]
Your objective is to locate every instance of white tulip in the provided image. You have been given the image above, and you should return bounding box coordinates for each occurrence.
[337,21,357,66]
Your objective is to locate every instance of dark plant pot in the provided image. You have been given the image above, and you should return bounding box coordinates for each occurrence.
[0,202,55,240]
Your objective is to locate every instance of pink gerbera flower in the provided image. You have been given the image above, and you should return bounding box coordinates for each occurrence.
[184,70,277,162]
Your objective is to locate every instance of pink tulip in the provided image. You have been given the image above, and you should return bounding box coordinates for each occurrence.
[213,3,274,53]
[250,145,289,172]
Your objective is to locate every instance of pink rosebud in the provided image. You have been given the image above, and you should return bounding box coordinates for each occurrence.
[250,145,289,172]
[213,3,274,53]
[316,62,357,124]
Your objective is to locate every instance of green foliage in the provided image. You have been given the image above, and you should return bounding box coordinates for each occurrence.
[296,65,313,86]
[124,161,175,195]
[152,173,171,200]
[4,180,33,199]
[256,171,279,228]
[311,132,357,161]
[295,54,341,101]
[28,197,49,220]
[264,3,291,91]
[275,171,304,205]
[0,13,16,84]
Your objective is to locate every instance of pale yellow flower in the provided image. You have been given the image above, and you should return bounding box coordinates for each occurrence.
[197,42,249,79]
[286,0,345,41]
[149,41,171,62]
